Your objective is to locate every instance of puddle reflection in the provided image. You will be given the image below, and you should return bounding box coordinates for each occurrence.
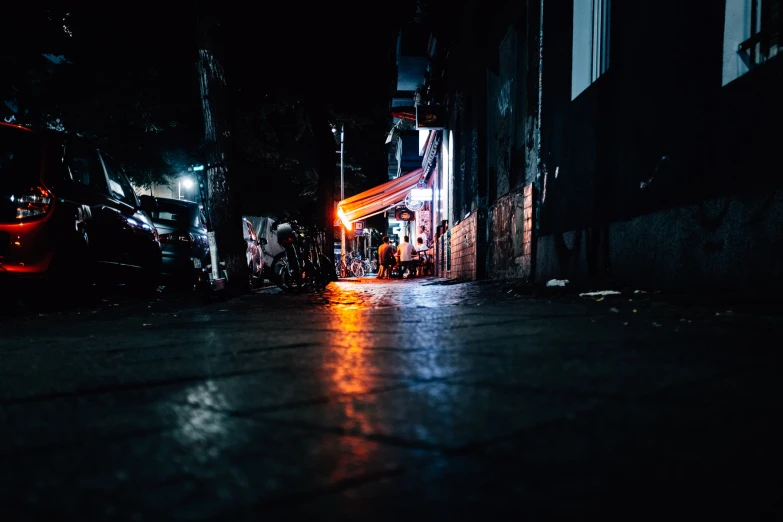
[325,300,378,482]
[166,380,231,463]
[321,279,481,310]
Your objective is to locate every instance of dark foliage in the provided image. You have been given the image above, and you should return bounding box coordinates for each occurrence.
[1,2,417,224]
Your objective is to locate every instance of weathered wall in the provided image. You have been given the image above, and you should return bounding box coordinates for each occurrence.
[488,184,534,279]
[536,186,783,292]
[533,0,783,290]
[450,212,477,280]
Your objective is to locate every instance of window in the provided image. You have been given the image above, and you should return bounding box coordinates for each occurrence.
[99,151,137,207]
[65,144,105,191]
[69,157,91,186]
[148,201,199,228]
[572,0,611,100]
[723,0,781,85]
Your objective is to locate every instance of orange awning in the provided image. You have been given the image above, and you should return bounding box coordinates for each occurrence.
[337,168,425,227]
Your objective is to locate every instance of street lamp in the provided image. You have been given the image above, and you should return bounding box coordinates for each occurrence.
[336,124,345,260]
[179,177,194,200]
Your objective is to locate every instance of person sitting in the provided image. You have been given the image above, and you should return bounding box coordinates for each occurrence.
[415,236,428,277]
[396,235,416,279]
[377,236,395,280]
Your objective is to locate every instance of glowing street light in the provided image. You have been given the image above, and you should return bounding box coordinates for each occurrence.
[179,177,194,199]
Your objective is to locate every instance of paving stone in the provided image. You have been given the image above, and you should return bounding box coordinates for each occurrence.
[0,278,781,520]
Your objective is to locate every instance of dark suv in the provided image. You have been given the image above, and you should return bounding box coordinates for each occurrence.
[139,196,210,287]
[0,122,162,291]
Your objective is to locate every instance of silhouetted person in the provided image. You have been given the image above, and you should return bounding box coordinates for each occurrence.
[377,236,395,279]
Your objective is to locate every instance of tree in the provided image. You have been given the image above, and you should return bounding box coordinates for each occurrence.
[1,7,200,190]
[197,13,248,292]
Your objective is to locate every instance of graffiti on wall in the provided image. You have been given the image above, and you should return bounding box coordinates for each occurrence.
[488,183,534,280]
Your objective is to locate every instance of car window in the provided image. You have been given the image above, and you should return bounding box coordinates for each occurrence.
[65,144,104,189]
[99,151,137,207]
[149,201,198,227]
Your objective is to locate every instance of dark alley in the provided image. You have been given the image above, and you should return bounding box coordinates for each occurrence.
[1,279,780,519]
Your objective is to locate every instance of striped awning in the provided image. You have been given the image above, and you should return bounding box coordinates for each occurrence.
[336,167,425,228]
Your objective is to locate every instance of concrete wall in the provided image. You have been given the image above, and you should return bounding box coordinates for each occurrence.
[537,186,783,292]
[533,0,783,291]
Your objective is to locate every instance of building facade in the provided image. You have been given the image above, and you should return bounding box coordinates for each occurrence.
[389,0,783,291]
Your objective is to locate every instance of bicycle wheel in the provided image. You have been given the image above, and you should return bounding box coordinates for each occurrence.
[352,263,365,278]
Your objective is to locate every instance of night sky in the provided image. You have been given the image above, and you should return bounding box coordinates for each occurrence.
[2,3,417,192]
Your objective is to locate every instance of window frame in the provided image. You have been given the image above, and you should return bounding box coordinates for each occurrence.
[571,0,611,100]
[723,0,782,85]
[64,143,107,193]
[98,150,138,208]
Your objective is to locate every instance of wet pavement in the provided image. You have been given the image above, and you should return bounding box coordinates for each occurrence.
[1,277,782,520]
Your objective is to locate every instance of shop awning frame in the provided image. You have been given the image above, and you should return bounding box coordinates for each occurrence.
[337,167,425,228]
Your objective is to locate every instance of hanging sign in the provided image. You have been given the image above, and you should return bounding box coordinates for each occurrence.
[416,105,445,129]
[395,208,416,221]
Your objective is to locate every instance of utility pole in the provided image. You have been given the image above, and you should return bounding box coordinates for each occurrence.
[340,123,345,260]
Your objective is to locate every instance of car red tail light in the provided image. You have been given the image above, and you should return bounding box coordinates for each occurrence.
[159,233,194,247]
[14,186,52,219]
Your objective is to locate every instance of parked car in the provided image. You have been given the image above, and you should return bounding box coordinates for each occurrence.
[0,121,162,293]
[139,196,209,288]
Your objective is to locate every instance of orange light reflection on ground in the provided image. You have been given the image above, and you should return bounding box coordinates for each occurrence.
[326,293,378,482]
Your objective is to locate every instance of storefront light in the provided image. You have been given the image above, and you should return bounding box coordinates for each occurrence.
[337,207,352,231]
[410,188,433,201]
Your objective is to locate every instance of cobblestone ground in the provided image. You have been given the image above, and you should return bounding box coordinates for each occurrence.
[1,277,781,520]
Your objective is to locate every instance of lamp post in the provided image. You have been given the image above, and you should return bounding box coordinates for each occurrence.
[341,124,346,260]
[334,124,345,259]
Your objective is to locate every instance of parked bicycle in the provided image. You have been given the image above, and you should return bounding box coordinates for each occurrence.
[347,253,365,278]
[362,256,377,275]
[272,220,335,292]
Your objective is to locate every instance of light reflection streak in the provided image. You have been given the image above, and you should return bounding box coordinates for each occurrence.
[325,296,378,482]
[170,380,230,462]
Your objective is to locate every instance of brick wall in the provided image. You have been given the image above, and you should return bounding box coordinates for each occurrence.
[450,212,477,280]
[488,184,535,280]
[522,184,534,276]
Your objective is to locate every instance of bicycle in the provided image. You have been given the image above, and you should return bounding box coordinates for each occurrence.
[348,254,365,278]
